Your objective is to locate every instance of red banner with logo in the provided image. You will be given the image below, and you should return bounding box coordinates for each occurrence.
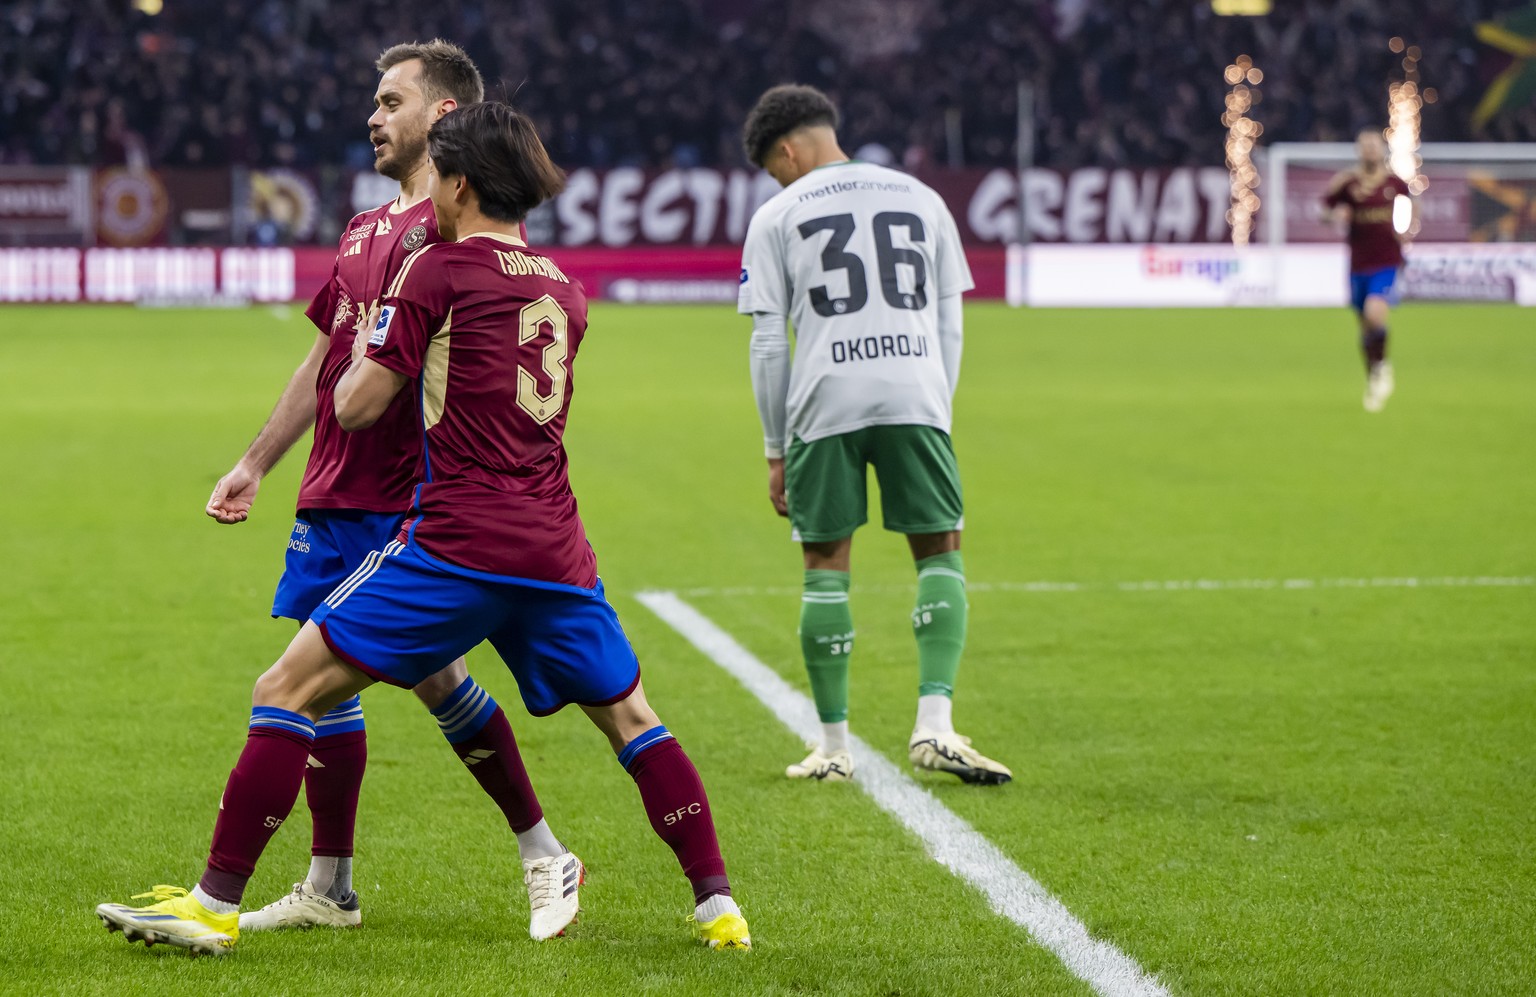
[541,166,1238,247]
[7,163,1528,251]
[0,245,1010,303]
[0,167,92,245]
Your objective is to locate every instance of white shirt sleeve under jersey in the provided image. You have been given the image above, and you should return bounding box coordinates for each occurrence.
[937,291,963,395]
[740,203,793,457]
[933,197,976,298]
[749,311,791,457]
[737,207,790,317]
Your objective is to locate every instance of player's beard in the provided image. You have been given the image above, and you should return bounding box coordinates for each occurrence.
[376,116,430,181]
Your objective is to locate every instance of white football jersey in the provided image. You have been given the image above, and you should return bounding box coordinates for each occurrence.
[738,161,973,444]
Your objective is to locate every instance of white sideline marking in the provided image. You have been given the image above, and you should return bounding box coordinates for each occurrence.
[675,575,1534,599]
[636,590,1172,997]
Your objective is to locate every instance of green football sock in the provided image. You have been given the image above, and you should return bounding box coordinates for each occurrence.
[799,569,853,723]
[913,552,967,698]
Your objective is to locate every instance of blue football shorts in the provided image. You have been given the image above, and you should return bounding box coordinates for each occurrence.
[271,510,404,622]
[1349,266,1400,313]
[309,540,641,716]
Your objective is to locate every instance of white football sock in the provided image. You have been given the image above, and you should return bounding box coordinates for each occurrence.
[306,855,352,900]
[515,818,565,862]
[821,720,849,753]
[191,884,238,915]
[695,893,740,922]
[915,694,954,734]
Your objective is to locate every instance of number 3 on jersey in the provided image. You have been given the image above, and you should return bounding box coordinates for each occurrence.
[517,294,569,424]
[798,211,928,317]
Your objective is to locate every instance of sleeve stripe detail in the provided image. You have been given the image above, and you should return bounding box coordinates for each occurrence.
[386,244,434,299]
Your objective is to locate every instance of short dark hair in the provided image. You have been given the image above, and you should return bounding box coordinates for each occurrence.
[428,102,565,223]
[742,84,840,167]
[377,39,485,107]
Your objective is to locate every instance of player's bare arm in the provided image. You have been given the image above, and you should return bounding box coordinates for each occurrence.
[1326,169,1355,194]
[1322,170,1355,228]
[334,347,407,432]
[206,330,328,525]
[767,458,788,517]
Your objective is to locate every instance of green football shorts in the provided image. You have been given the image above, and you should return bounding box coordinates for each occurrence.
[784,425,964,542]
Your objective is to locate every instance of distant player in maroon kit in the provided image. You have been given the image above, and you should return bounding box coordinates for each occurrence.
[95,102,752,955]
[196,41,575,939]
[1323,129,1418,412]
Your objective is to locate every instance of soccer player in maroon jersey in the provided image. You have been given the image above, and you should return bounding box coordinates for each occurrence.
[1323,129,1418,412]
[198,40,575,939]
[95,101,752,955]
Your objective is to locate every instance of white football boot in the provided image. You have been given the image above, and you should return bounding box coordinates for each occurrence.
[909,728,1012,785]
[523,850,583,940]
[785,744,854,781]
[1363,361,1394,413]
[238,880,361,931]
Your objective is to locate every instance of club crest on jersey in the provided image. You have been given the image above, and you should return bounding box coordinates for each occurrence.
[332,293,353,335]
[369,305,395,346]
[403,224,428,251]
[739,267,749,284]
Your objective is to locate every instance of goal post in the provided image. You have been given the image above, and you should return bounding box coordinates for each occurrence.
[1265,141,1536,304]
[1267,141,1536,245]
[1005,81,1034,307]
[1001,141,1536,308]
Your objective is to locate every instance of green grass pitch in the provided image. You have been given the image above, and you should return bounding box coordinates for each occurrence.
[1,301,1532,996]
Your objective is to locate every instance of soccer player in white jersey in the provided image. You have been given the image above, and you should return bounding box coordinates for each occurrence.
[736,85,1010,785]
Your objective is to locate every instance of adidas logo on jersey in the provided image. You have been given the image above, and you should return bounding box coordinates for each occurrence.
[344,240,363,258]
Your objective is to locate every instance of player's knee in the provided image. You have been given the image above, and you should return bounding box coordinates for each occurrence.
[802,537,852,571]
[1363,296,1390,328]
[411,658,468,710]
[251,661,308,715]
[584,693,662,755]
[908,530,961,560]
[251,652,337,722]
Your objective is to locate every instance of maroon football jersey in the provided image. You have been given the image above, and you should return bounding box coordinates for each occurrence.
[299,199,441,512]
[366,232,596,588]
[1323,172,1411,274]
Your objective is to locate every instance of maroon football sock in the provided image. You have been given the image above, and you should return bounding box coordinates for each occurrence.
[1361,326,1388,368]
[305,730,367,857]
[452,707,544,834]
[198,725,313,905]
[625,736,730,904]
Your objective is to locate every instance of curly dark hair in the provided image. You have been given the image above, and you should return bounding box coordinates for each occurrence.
[742,84,840,167]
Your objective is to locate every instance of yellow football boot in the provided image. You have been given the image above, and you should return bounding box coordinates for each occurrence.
[96,885,238,956]
[690,910,752,951]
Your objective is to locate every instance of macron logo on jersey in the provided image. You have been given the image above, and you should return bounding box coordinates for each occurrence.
[369,305,395,346]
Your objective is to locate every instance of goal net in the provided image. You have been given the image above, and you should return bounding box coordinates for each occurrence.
[1266,142,1536,303]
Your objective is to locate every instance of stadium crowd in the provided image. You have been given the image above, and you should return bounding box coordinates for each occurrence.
[2,0,1531,170]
